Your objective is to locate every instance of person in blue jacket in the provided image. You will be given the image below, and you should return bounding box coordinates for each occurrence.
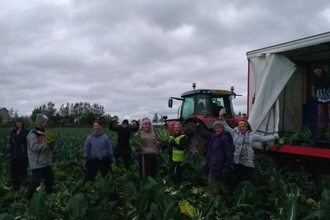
[83,120,114,182]
[7,117,30,189]
[194,118,234,197]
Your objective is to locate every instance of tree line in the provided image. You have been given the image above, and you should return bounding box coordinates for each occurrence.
[3,101,165,127]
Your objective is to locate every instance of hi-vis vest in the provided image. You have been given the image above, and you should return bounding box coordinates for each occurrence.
[172,135,186,162]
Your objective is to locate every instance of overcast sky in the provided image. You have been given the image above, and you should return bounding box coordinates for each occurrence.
[1,0,330,122]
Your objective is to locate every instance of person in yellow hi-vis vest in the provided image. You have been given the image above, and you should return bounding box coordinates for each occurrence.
[169,122,189,185]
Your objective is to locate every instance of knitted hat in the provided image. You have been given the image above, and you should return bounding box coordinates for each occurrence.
[36,114,48,126]
[213,120,224,128]
[122,119,129,125]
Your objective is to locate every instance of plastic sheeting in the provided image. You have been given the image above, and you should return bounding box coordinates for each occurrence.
[248,54,296,149]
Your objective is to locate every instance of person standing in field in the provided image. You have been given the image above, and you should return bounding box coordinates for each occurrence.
[7,117,30,190]
[169,122,188,185]
[219,108,277,184]
[83,120,114,182]
[109,117,139,168]
[194,117,234,197]
[310,63,330,140]
[135,117,161,178]
[25,114,56,201]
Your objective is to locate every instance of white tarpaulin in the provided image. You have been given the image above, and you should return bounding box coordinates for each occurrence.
[248,54,296,147]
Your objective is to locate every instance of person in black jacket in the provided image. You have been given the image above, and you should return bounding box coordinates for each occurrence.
[7,118,30,189]
[109,117,139,168]
[311,63,330,139]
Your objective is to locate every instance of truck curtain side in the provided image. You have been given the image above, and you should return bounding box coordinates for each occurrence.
[246,32,330,159]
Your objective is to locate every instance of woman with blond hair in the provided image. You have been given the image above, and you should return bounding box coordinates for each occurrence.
[219,108,278,184]
[135,117,161,178]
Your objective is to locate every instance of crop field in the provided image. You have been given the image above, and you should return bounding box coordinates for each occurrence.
[1,127,330,219]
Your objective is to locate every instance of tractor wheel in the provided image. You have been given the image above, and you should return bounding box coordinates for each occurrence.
[183,123,206,155]
[254,153,278,170]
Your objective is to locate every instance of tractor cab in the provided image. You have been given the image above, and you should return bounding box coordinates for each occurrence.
[168,83,241,125]
[164,83,246,154]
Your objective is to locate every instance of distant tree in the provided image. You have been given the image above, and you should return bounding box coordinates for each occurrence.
[152,113,159,125]
[159,115,164,124]
[7,108,19,122]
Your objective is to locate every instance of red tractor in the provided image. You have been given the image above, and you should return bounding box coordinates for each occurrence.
[163,83,247,155]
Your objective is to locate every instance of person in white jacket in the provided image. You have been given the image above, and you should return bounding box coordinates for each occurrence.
[25,114,55,201]
[219,108,277,184]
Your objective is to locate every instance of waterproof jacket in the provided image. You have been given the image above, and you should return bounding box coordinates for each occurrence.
[9,128,29,158]
[26,127,54,170]
[109,120,139,148]
[83,131,114,163]
[220,119,276,168]
[196,125,234,178]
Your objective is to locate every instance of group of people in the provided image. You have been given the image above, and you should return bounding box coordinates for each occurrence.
[7,112,277,200]
[5,63,328,200]
[193,108,278,197]
[7,113,56,201]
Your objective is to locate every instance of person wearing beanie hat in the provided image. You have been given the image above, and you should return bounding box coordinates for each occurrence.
[7,117,30,189]
[310,63,330,140]
[36,114,49,126]
[194,117,234,197]
[219,108,277,186]
[109,116,139,168]
[25,113,55,201]
[135,117,162,178]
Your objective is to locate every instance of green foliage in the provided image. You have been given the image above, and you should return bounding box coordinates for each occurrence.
[68,194,88,219]
[30,190,47,220]
[0,128,330,219]
[155,128,171,144]
[130,132,143,147]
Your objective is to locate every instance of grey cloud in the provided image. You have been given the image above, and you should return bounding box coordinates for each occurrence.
[1,0,330,120]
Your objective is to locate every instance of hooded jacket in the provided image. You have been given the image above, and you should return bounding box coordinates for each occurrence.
[26,127,54,170]
[83,132,114,162]
[196,125,234,178]
[109,120,139,148]
[9,127,29,158]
